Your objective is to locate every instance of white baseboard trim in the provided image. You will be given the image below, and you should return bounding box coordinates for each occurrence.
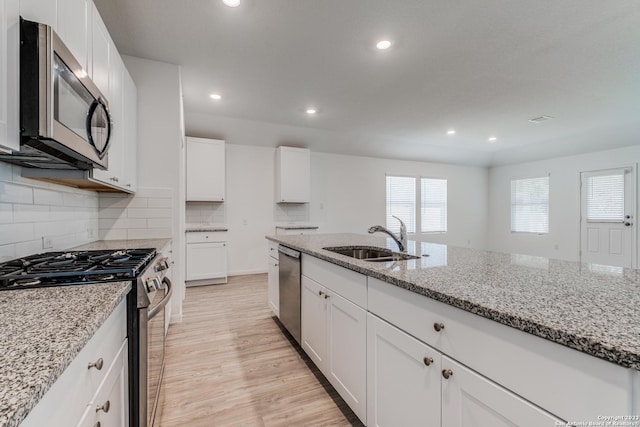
[229,269,268,276]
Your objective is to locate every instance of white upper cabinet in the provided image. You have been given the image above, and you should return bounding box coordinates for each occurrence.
[275,146,310,203]
[90,2,110,98]
[20,0,57,29]
[0,0,20,153]
[122,67,137,192]
[57,0,89,70]
[186,137,226,202]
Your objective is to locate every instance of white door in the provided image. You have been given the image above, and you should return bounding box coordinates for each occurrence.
[300,276,327,373]
[367,313,441,427]
[580,167,635,268]
[441,356,562,427]
[326,290,367,424]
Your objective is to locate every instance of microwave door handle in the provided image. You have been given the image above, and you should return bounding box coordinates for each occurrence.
[148,277,173,320]
[86,98,112,159]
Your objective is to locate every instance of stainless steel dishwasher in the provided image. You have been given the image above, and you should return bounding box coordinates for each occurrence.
[278,245,301,344]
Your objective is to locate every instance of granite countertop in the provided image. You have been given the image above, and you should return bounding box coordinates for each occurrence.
[185,227,228,233]
[71,238,172,252]
[266,233,640,370]
[275,225,319,230]
[0,282,131,427]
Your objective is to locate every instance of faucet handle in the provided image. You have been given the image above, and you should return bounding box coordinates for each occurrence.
[392,215,406,233]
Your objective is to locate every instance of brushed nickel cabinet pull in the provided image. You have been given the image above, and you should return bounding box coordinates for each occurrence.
[434,322,445,332]
[96,400,110,413]
[318,290,324,296]
[88,358,104,371]
[442,369,453,379]
[423,356,433,366]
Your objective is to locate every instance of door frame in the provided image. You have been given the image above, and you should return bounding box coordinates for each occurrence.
[578,164,637,269]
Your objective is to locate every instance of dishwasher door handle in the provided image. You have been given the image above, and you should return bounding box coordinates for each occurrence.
[278,245,300,259]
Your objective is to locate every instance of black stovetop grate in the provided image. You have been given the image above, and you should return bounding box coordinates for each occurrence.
[0,248,156,290]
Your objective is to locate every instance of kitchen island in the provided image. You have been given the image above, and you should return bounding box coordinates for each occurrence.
[266,233,640,426]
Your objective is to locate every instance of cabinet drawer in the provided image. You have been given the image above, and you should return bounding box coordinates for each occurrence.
[368,277,633,422]
[267,240,279,260]
[20,300,127,427]
[186,232,227,243]
[302,255,367,308]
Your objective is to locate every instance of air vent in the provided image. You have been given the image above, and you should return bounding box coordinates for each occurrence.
[528,115,554,123]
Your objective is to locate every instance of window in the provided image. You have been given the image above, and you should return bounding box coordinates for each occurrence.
[511,176,549,233]
[386,176,416,233]
[421,178,447,233]
[586,173,624,222]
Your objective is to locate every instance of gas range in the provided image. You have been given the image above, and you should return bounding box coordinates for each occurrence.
[0,248,157,290]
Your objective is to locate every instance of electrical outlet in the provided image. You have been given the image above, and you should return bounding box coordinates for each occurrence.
[242,219,248,226]
[42,236,53,249]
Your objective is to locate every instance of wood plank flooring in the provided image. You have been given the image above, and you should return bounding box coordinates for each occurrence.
[154,274,364,427]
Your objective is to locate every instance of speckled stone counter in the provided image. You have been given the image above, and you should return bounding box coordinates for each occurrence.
[71,238,171,252]
[185,227,228,233]
[0,281,131,427]
[266,233,640,370]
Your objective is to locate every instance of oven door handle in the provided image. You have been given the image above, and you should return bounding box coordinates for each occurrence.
[148,277,173,320]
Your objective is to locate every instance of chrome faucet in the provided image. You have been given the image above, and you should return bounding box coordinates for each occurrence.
[368,215,407,252]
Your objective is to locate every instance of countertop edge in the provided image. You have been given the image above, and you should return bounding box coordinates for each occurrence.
[3,282,131,427]
[266,236,640,370]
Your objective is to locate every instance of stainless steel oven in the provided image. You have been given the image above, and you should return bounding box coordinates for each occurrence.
[132,256,172,427]
[0,18,112,170]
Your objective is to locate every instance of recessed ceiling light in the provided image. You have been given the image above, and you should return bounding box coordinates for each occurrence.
[222,0,240,7]
[447,130,456,135]
[306,108,317,115]
[210,93,222,100]
[488,137,497,142]
[376,40,392,50]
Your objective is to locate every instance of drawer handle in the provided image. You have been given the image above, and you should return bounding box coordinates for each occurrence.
[88,358,104,371]
[442,369,453,379]
[96,400,110,413]
[324,294,330,299]
[433,322,445,332]
[423,356,433,366]
[318,290,324,296]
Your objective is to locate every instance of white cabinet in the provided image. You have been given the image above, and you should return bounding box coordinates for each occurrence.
[267,240,279,317]
[20,300,127,427]
[20,0,56,29]
[186,137,225,202]
[0,0,19,153]
[57,0,89,71]
[441,356,560,427]
[367,313,441,427]
[300,273,367,423]
[186,232,228,284]
[122,67,137,192]
[90,2,110,99]
[275,146,310,203]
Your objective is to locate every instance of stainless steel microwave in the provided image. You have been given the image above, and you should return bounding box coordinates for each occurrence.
[0,19,112,170]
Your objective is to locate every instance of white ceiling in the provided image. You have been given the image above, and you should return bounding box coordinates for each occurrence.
[94,0,640,166]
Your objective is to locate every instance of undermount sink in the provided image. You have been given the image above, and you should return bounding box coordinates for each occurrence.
[323,246,421,262]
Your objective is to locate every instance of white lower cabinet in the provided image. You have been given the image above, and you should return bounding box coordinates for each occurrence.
[367,313,441,427]
[267,240,279,317]
[441,356,560,427]
[300,274,366,423]
[186,232,228,284]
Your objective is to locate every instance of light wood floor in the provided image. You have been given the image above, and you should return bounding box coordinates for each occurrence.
[154,274,363,427]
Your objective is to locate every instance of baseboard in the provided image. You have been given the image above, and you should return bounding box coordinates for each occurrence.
[228,269,268,276]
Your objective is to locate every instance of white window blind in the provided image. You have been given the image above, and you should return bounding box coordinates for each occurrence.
[386,176,416,233]
[511,176,549,233]
[421,178,447,233]
[586,173,624,222]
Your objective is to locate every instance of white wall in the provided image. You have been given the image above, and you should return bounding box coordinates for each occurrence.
[0,161,99,262]
[123,56,186,322]
[488,145,640,265]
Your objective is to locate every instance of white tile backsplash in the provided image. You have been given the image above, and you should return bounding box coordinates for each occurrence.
[274,203,310,222]
[0,163,99,261]
[185,201,225,226]
[98,187,174,240]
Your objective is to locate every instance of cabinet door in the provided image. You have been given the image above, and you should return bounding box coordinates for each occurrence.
[20,0,56,29]
[57,0,89,70]
[90,3,110,97]
[186,137,225,202]
[267,256,279,317]
[276,147,310,203]
[301,275,327,373]
[367,313,441,427]
[186,242,227,281]
[441,356,562,427]
[92,52,124,188]
[0,0,19,153]
[326,290,367,423]
[77,340,129,427]
[122,67,137,192]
